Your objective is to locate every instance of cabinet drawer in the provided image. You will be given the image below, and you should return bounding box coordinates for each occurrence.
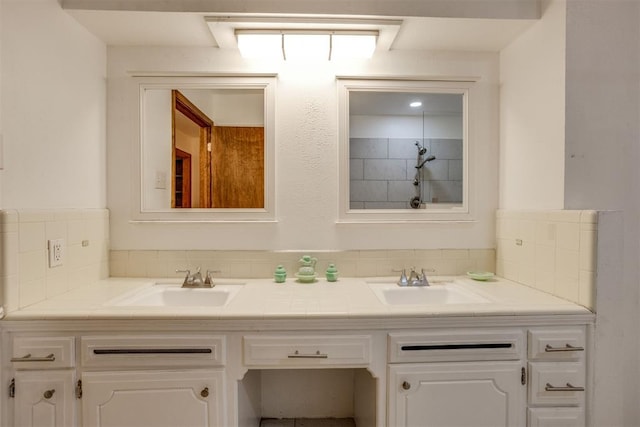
[81,335,225,368]
[12,336,75,369]
[529,362,586,406]
[243,335,371,366]
[528,407,585,427]
[389,329,524,363]
[528,328,586,361]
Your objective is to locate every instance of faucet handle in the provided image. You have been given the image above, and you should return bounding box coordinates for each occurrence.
[176,269,194,286]
[419,268,430,286]
[204,270,221,285]
[392,269,409,286]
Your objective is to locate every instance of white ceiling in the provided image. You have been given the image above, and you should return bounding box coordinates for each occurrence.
[66,10,535,52]
[350,92,463,116]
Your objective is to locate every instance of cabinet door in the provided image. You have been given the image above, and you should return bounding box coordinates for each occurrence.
[14,370,75,427]
[389,362,525,427]
[82,370,224,427]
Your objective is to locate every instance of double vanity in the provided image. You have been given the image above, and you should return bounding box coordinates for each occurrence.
[0,276,593,427]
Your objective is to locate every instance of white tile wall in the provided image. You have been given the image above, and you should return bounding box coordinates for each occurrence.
[496,210,597,310]
[0,209,109,313]
[349,138,463,207]
[110,249,496,280]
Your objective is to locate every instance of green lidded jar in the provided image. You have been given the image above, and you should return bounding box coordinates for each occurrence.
[325,263,338,282]
[274,265,287,283]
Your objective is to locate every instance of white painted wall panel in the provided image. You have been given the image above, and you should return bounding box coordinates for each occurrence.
[107,49,500,250]
[499,0,566,210]
[1,0,106,209]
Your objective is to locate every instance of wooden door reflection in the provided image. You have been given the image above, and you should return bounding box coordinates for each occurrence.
[212,127,264,208]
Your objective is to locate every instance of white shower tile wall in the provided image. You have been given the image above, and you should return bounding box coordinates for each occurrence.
[496,210,597,310]
[0,209,109,313]
[349,138,463,208]
[110,249,495,280]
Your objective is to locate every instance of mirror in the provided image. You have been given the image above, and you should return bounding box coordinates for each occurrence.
[135,75,276,222]
[338,78,472,222]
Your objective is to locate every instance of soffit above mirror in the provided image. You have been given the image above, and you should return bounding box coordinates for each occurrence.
[64,9,535,53]
[62,0,541,20]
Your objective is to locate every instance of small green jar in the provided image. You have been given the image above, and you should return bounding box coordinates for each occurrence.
[325,263,338,282]
[274,265,287,283]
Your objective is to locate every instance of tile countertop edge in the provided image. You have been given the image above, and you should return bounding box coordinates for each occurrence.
[0,275,595,322]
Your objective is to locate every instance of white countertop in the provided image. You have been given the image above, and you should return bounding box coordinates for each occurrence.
[3,276,593,322]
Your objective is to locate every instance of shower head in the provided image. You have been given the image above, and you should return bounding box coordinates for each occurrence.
[415,142,427,155]
[415,155,436,169]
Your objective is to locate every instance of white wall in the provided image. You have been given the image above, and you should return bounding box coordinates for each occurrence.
[563,1,640,425]
[108,49,499,250]
[351,115,462,139]
[499,0,566,210]
[499,0,640,425]
[142,90,172,210]
[0,0,106,209]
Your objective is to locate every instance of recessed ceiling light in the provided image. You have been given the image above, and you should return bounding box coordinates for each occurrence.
[410,101,422,108]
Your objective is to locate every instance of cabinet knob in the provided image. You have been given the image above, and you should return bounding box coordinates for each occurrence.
[402,381,411,390]
[200,387,209,398]
[43,389,55,399]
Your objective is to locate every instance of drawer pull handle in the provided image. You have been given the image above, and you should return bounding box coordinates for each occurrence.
[287,350,328,359]
[402,343,512,351]
[43,389,55,399]
[545,344,584,352]
[545,382,585,392]
[402,381,411,390]
[200,387,209,398]
[11,353,56,362]
[93,348,212,355]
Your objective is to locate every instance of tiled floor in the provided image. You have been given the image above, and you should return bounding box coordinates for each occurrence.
[260,418,356,427]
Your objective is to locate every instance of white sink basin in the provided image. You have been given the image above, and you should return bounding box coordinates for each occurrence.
[108,283,244,307]
[368,282,489,306]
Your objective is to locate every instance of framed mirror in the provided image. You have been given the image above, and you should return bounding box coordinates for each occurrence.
[337,78,474,222]
[133,75,276,222]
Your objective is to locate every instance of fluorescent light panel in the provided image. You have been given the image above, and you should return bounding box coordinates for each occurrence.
[236,32,283,59]
[331,34,377,59]
[236,30,377,60]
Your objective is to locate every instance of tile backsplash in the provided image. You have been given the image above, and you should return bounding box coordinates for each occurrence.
[110,249,495,280]
[0,207,599,314]
[496,210,597,310]
[0,209,109,313]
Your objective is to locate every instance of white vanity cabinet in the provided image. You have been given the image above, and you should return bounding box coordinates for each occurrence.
[527,328,587,427]
[9,336,77,427]
[82,370,224,427]
[4,332,227,427]
[79,334,227,427]
[389,361,525,426]
[1,321,592,427]
[13,370,76,427]
[387,329,527,427]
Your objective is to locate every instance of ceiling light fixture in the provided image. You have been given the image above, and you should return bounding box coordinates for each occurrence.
[235,29,378,61]
[410,101,423,108]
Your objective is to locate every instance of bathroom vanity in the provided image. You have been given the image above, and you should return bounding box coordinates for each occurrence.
[0,277,593,427]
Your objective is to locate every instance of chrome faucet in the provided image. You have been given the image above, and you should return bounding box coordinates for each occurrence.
[177,267,219,288]
[395,267,431,287]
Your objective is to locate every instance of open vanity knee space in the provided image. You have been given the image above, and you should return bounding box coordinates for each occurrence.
[0,277,594,427]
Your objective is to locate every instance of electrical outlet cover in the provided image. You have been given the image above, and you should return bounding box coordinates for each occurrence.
[48,239,64,267]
